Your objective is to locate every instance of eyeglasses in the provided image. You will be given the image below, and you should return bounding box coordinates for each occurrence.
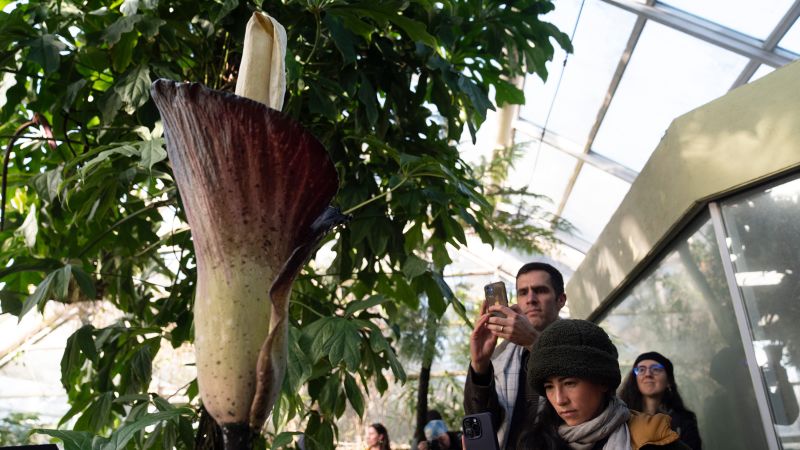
[633,363,666,376]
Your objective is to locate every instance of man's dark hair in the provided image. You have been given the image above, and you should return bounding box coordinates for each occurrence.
[516,262,564,297]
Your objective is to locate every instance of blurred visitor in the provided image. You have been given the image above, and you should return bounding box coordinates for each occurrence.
[418,419,462,450]
[365,422,391,450]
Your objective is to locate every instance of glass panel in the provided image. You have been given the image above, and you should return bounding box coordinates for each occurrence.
[559,164,630,242]
[599,213,770,449]
[750,64,776,83]
[520,0,636,147]
[510,131,579,214]
[592,21,749,171]
[720,175,800,446]
[661,0,794,40]
[779,20,800,54]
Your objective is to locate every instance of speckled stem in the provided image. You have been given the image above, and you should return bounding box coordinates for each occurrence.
[222,423,256,450]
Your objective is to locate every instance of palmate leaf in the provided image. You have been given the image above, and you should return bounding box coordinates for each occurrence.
[28,34,67,73]
[137,137,166,170]
[352,6,437,49]
[103,14,143,45]
[115,65,151,114]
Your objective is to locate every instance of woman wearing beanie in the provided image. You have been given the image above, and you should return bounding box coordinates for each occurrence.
[619,352,702,450]
[522,319,690,450]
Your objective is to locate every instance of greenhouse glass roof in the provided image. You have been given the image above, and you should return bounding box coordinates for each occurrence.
[509,0,799,256]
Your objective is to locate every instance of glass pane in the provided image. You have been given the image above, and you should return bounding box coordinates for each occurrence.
[661,0,794,40]
[520,0,636,147]
[721,175,800,446]
[592,21,749,171]
[599,213,769,449]
[750,64,776,83]
[559,164,630,242]
[510,132,578,214]
[779,20,800,53]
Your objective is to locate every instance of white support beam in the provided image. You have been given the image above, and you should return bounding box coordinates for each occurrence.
[514,119,639,184]
[601,0,799,67]
[731,0,800,88]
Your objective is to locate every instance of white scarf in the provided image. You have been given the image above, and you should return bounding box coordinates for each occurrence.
[558,397,632,450]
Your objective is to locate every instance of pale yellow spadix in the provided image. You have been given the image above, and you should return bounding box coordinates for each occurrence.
[235,12,287,110]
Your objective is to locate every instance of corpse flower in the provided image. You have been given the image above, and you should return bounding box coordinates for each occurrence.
[151,80,344,448]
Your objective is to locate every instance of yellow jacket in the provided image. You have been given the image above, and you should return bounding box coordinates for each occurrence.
[628,411,685,450]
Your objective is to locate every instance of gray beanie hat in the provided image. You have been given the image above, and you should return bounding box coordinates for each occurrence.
[527,319,621,396]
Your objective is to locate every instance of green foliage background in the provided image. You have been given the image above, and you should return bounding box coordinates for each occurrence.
[0,0,570,448]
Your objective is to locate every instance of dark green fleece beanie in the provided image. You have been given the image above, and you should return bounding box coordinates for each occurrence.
[527,319,621,396]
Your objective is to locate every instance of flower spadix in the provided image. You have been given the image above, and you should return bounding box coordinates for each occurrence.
[151,80,343,444]
[236,11,287,110]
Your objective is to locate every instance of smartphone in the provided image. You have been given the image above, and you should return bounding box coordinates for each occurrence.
[462,412,501,450]
[483,281,508,318]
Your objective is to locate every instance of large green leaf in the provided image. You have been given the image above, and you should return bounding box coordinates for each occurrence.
[19,270,57,319]
[137,137,166,170]
[115,65,151,114]
[344,294,387,316]
[402,254,428,279]
[324,13,357,64]
[52,264,73,300]
[457,73,494,119]
[101,408,192,450]
[28,34,67,73]
[103,14,143,45]
[112,31,138,72]
[33,429,98,450]
[344,372,365,416]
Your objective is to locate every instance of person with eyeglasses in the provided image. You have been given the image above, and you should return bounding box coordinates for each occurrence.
[618,352,702,450]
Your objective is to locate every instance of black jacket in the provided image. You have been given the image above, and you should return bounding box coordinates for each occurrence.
[668,409,701,450]
[463,352,538,450]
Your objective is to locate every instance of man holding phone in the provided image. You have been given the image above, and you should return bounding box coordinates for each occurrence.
[463,262,567,449]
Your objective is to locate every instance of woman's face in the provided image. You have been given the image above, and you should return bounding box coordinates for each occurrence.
[366,426,382,447]
[635,359,670,398]
[544,376,608,426]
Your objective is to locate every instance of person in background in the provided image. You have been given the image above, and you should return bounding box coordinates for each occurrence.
[521,319,690,450]
[365,423,391,450]
[417,418,463,450]
[464,262,568,449]
[619,352,702,450]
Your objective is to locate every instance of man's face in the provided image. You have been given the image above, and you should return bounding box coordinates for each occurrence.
[516,270,566,331]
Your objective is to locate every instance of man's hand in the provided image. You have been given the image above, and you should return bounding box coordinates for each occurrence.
[485,304,539,348]
[469,313,497,375]
[418,441,429,450]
